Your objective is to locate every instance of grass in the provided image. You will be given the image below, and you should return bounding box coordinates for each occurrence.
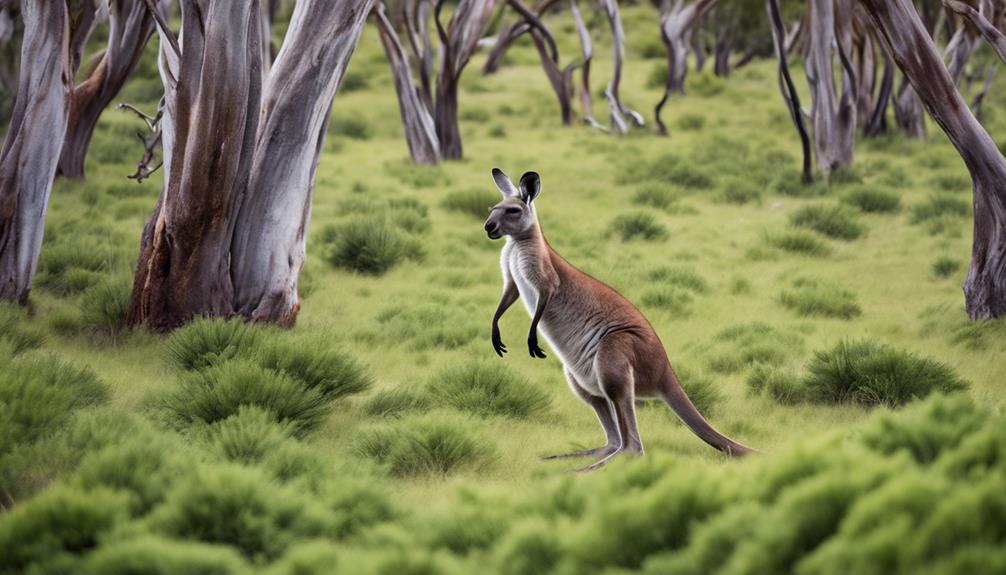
[2,4,1004,573]
[840,186,901,213]
[790,204,867,240]
[427,361,550,419]
[609,212,669,241]
[442,187,499,219]
[779,278,862,319]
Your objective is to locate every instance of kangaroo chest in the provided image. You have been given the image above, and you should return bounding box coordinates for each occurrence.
[506,248,540,317]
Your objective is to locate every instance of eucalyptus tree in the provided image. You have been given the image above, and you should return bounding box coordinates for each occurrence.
[127,0,374,330]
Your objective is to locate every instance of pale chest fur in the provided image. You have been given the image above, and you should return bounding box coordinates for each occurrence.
[501,240,540,317]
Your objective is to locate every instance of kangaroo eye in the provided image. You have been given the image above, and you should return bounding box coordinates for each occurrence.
[505,207,521,215]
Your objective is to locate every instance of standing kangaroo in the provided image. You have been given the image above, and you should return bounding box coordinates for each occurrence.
[484,168,754,472]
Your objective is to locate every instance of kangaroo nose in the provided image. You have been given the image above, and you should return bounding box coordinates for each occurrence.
[484,220,499,233]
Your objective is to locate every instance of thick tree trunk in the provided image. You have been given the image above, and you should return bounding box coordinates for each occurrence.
[375,2,440,164]
[863,0,1006,319]
[805,0,856,175]
[571,0,605,130]
[433,0,498,159]
[0,1,77,303]
[767,0,812,183]
[655,0,715,136]
[129,0,373,329]
[57,0,163,178]
[482,0,558,74]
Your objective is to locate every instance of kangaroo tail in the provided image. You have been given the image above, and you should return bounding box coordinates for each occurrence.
[660,366,757,457]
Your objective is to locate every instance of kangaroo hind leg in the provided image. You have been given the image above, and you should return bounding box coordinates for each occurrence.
[542,368,620,460]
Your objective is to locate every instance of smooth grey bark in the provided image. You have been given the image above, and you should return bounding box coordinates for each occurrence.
[571,0,605,130]
[601,0,643,134]
[129,0,374,329]
[863,0,1006,319]
[944,0,1006,63]
[57,0,167,178]
[943,0,991,84]
[0,1,82,303]
[433,0,498,159]
[403,0,435,112]
[375,2,440,164]
[655,0,715,136]
[863,36,893,137]
[805,0,856,175]
[767,0,812,183]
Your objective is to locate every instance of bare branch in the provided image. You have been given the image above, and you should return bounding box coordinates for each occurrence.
[944,0,1006,63]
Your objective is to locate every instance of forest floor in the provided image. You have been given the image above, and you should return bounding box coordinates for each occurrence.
[2,5,1005,574]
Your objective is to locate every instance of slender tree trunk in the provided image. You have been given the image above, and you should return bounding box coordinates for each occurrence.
[805,0,856,175]
[601,0,643,134]
[893,77,926,139]
[862,0,1006,319]
[0,1,80,303]
[482,0,558,74]
[129,0,374,329]
[693,31,707,71]
[713,24,732,77]
[571,0,605,130]
[655,0,716,136]
[863,38,893,137]
[375,2,440,164]
[403,0,435,113]
[57,0,164,178]
[767,0,812,183]
[971,64,996,122]
[433,0,498,159]
[506,0,572,125]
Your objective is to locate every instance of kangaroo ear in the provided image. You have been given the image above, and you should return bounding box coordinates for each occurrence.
[519,171,540,204]
[492,168,519,198]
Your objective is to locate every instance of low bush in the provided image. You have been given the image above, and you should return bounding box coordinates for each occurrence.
[0,302,45,354]
[610,212,668,241]
[766,230,833,257]
[932,256,961,279]
[771,171,829,198]
[354,414,495,476]
[803,339,969,407]
[677,113,706,131]
[827,166,863,186]
[746,364,804,405]
[641,286,693,316]
[206,406,296,465]
[34,240,115,296]
[329,115,370,140]
[165,317,260,371]
[78,274,132,341]
[779,278,862,320]
[83,536,249,575]
[321,218,422,275]
[428,361,550,420]
[73,434,181,514]
[363,387,432,418]
[441,188,498,219]
[930,171,970,194]
[790,204,867,240]
[706,322,803,374]
[647,267,709,293]
[840,187,901,213]
[911,195,970,223]
[632,184,680,210]
[252,339,372,401]
[718,177,762,205]
[161,359,331,436]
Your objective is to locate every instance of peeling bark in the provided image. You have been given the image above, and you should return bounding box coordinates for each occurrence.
[57,0,166,178]
[128,0,374,330]
[433,0,498,159]
[0,1,82,303]
[403,0,435,112]
[767,0,812,183]
[862,0,1006,319]
[375,2,440,164]
[655,0,716,136]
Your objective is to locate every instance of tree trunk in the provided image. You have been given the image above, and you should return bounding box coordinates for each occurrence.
[862,0,1006,319]
[57,0,164,178]
[571,0,605,130]
[767,0,812,183]
[482,0,558,74]
[863,37,893,137]
[601,0,643,134]
[505,0,572,125]
[943,0,991,84]
[893,77,926,139]
[713,24,732,77]
[375,2,440,164]
[128,0,374,330]
[805,0,856,175]
[0,1,80,303]
[433,0,498,159]
[655,0,716,136]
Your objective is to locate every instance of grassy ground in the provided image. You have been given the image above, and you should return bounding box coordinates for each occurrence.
[2,5,1006,574]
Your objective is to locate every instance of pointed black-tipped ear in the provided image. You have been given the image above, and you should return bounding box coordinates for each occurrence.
[492,168,520,198]
[519,171,540,204]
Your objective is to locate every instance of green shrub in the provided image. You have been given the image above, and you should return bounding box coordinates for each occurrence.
[489,124,507,138]
[610,212,668,241]
[0,353,107,455]
[252,339,372,401]
[840,187,901,213]
[772,171,829,198]
[165,317,260,371]
[911,195,970,223]
[0,486,130,573]
[766,230,833,256]
[148,463,323,560]
[322,218,422,275]
[206,406,295,465]
[647,266,709,293]
[632,184,679,210]
[779,278,862,319]
[442,188,498,219]
[428,361,550,420]
[161,359,332,435]
[329,114,370,140]
[83,536,249,575]
[364,387,432,418]
[677,113,706,131]
[705,322,803,375]
[687,71,726,97]
[931,171,970,193]
[932,256,961,279]
[34,240,115,296]
[719,177,762,205]
[73,434,180,514]
[790,204,867,240]
[0,302,45,354]
[827,166,863,186]
[79,274,132,340]
[641,287,693,316]
[803,339,969,407]
[746,364,805,405]
[385,161,450,189]
[494,518,564,575]
[355,414,495,476]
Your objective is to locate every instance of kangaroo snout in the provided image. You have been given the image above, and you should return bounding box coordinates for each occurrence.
[484,218,501,239]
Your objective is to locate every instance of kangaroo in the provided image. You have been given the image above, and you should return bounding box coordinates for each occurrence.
[484,168,754,472]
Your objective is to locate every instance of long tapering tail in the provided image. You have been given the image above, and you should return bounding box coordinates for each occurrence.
[661,366,757,457]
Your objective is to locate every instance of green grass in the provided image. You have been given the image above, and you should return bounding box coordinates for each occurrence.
[779,278,862,319]
[2,4,1004,573]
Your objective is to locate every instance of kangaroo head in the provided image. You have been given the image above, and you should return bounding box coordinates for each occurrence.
[484,168,541,240]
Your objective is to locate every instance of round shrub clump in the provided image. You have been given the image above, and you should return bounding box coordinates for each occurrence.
[165,317,260,371]
[428,361,550,420]
[790,204,867,240]
[354,413,495,476]
[802,339,969,407]
[251,339,372,401]
[840,186,901,213]
[610,212,669,241]
[322,218,421,275]
[778,278,862,320]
